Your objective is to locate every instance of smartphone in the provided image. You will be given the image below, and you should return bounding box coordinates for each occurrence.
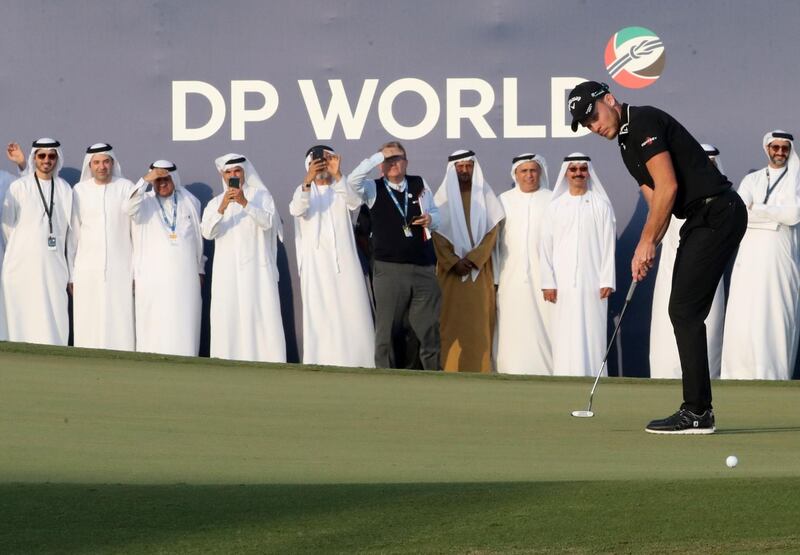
[228,177,240,189]
[311,146,326,161]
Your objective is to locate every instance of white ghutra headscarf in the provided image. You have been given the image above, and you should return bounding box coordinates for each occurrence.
[79,142,125,183]
[510,153,550,190]
[761,130,800,201]
[26,137,64,176]
[551,152,612,209]
[700,143,725,177]
[434,149,505,281]
[214,152,283,242]
[294,145,344,273]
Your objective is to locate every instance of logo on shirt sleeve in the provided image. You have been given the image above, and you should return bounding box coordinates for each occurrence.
[640,136,658,147]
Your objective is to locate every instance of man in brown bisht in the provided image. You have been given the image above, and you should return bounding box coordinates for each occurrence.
[433,150,505,372]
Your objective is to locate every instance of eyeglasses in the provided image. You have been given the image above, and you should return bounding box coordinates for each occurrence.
[567,166,588,173]
[36,152,58,160]
[769,144,791,153]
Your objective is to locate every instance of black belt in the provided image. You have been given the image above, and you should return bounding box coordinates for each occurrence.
[684,189,730,217]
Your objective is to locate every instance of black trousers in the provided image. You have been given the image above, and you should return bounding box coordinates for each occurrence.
[373,260,441,370]
[669,189,747,413]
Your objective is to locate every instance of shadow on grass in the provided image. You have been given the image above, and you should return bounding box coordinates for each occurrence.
[1,480,800,554]
[716,426,800,435]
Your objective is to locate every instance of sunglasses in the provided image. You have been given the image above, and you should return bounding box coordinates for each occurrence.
[36,152,58,160]
[567,166,589,173]
[769,144,791,153]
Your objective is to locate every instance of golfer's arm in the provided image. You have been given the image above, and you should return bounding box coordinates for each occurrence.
[642,151,677,246]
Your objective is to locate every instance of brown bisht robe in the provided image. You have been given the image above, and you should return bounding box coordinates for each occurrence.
[433,190,499,373]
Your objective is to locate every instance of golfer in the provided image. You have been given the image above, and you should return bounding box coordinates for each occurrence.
[568,81,747,434]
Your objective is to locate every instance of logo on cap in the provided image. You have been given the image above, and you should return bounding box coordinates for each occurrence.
[604,26,665,89]
[568,96,581,111]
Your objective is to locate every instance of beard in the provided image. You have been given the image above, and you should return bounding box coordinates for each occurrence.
[316,171,331,182]
[770,156,787,168]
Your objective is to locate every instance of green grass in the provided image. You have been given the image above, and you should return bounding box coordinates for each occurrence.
[1,342,799,554]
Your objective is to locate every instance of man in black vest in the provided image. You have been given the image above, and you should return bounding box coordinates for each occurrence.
[347,141,441,370]
[568,81,747,434]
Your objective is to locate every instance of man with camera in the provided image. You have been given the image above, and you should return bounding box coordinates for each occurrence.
[290,145,374,367]
[201,153,286,363]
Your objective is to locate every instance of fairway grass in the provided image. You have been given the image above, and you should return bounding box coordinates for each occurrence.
[1,343,799,553]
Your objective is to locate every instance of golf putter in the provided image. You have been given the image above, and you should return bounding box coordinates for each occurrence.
[571,280,638,418]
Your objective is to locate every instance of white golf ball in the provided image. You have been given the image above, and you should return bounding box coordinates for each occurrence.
[726,455,738,468]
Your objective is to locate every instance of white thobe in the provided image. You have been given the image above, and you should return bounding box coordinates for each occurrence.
[201,185,286,363]
[1,173,72,345]
[540,190,616,377]
[126,183,204,357]
[0,170,16,339]
[649,215,725,379]
[0,170,15,270]
[722,168,800,380]
[494,187,553,375]
[69,178,136,351]
[290,179,375,367]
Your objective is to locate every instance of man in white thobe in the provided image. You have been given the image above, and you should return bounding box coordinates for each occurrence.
[649,143,726,378]
[540,153,616,377]
[494,153,553,375]
[126,160,204,357]
[201,153,286,363]
[68,143,136,351]
[0,142,28,340]
[722,130,800,380]
[290,145,374,367]
[0,146,26,262]
[1,138,72,345]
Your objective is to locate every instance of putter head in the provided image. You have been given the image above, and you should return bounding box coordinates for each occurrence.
[571,410,594,418]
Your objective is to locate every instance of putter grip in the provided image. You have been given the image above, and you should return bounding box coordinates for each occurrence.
[625,281,638,303]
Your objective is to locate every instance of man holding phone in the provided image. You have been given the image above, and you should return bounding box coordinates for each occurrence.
[201,153,286,363]
[290,145,375,367]
[347,141,442,370]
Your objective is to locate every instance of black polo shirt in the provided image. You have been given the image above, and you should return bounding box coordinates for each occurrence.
[617,103,730,218]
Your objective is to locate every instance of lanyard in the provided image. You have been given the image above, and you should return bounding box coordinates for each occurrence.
[34,174,55,235]
[156,192,178,234]
[383,179,408,223]
[764,167,788,204]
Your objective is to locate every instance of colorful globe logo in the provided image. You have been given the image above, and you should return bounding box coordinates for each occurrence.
[605,27,665,89]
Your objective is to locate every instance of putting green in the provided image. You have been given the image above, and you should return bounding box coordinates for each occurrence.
[1,343,798,554]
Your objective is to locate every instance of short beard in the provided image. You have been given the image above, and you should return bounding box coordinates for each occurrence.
[770,156,787,168]
[316,171,331,183]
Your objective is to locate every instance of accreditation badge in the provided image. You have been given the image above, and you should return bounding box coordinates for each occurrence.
[168,232,179,246]
[47,235,57,251]
[402,224,413,238]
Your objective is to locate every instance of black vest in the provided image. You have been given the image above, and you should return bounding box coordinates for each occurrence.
[370,175,435,266]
